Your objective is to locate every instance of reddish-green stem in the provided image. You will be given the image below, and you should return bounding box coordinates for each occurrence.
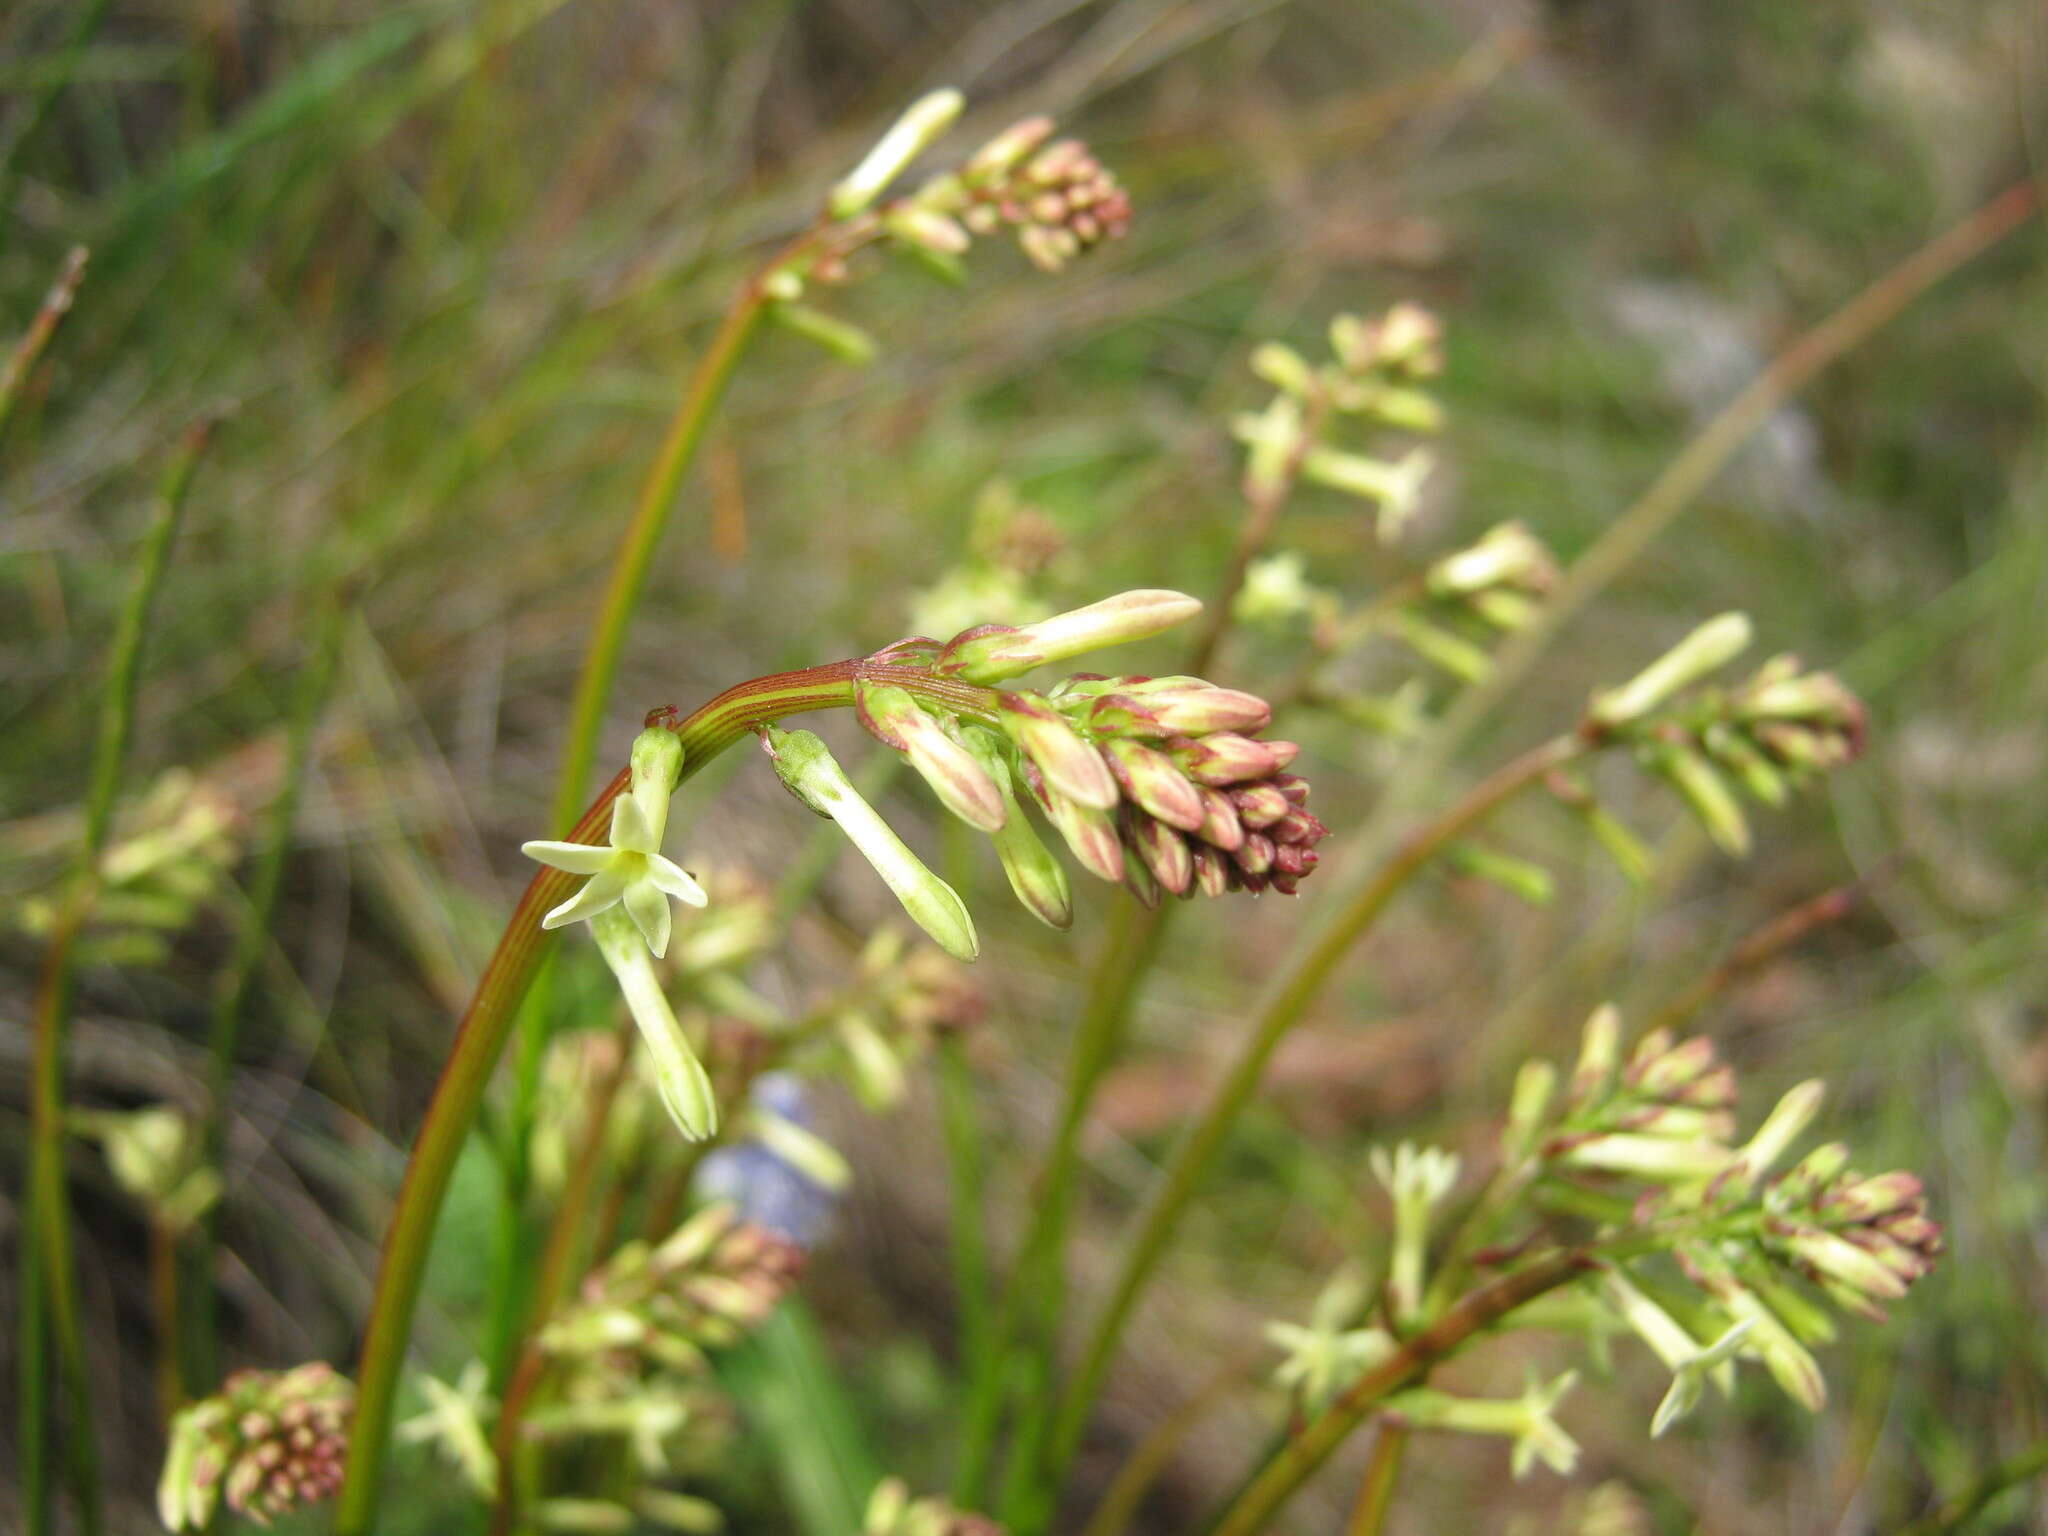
[1210,1251,1599,1536]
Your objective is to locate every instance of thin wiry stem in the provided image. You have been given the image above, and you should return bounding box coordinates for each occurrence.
[1344,1421,1409,1536]
[21,416,214,1536]
[1898,1436,2048,1536]
[1209,1250,1601,1536]
[184,587,348,1396]
[0,246,88,449]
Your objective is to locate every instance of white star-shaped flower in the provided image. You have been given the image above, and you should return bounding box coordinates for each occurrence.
[523,788,705,958]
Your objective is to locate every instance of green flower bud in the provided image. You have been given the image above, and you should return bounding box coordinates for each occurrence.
[1590,612,1753,727]
[939,589,1203,682]
[858,683,1007,831]
[963,728,1072,929]
[592,907,718,1141]
[829,88,966,218]
[765,727,978,962]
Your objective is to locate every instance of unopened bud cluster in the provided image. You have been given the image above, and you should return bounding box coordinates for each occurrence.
[1497,1006,1940,1425]
[864,1478,1006,1536]
[1757,1147,1942,1321]
[896,595,1327,904]
[1237,302,1446,541]
[541,1203,804,1373]
[158,1363,353,1531]
[16,766,240,966]
[1587,617,1869,857]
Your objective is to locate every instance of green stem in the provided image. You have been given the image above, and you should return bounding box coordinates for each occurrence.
[21,417,212,1536]
[1343,1421,1408,1536]
[1898,1436,2048,1536]
[1045,732,1590,1479]
[1209,1249,1599,1536]
[183,586,347,1396]
[989,899,1167,1521]
[335,657,991,1533]
[938,1038,995,1421]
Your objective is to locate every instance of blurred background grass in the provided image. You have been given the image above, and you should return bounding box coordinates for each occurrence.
[3,0,2046,1530]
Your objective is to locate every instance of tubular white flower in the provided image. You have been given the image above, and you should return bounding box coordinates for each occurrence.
[592,907,718,1142]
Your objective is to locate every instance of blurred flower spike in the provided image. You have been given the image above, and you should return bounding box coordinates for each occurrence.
[863,1477,1007,1536]
[158,1363,353,1531]
[1581,615,1870,858]
[1500,1004,1941,1431]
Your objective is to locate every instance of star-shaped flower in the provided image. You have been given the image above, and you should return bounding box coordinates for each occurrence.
[523,789,705,958]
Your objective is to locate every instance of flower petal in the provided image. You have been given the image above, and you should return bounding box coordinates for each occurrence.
[540,869,626,929]
[610,793,658,855]
[645,855,709,907]
[521,840,616,875]
[624,877,672,958]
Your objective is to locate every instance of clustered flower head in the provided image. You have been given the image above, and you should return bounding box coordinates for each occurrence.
[540,1202,805,1374]
[1586,614,1869,857]
[1238,302,1447,543]
[1504,1005,1941,1426]
[762,590,1325,964]
[863,1477,1006,1536]
[158,1363,353,1531]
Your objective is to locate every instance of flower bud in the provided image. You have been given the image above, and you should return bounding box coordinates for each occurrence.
[830,88,966,218]
[1426,521,1557,599]
[962,729,1072,929]
[1035,783,1125,882]
[1087,682,1272,738]
[1570,1003,1623,1105]
[1649,743,1752,857]
[1559,1133,1734,1182]
[885,208,973,255]
[1175,732,1281,786]
[1192,786,1246,850]
[999,691,1117,809]
[769,301,879,363]
[1590,612,1754,727]
[1125,812,1194,896]
[940,590,1202,682]
[1250,341,1316,396]
[1501,1059,1558,1164]
[858,683,1007,831]
[1236,394,1304,498]
[964,116,1057,180]
[1102,739,1205,832]
[765,727,978,962]
[1732,1080,1825,1189]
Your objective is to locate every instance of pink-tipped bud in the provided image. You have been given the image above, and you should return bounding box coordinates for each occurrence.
[965,116,1058,180]
[1193,787,1245,850]
[1235,832,1276,876]
[1102,740,1205,832]
[1230,784,1289,828]
[1189,844,1231,898]
[1088,683,1272,737]
[1125,813,1194,896]
[1000,692,1117,809]
[858,683,1007,832]
[1036,785,1125,883]
[1173,732,1280,787]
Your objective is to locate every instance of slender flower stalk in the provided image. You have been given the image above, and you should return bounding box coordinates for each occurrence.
[186,587,347,1396]
[0,244,88,449]
[23,416,214,1536]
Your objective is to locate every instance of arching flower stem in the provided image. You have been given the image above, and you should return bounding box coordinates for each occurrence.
[338,657,999,1535]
